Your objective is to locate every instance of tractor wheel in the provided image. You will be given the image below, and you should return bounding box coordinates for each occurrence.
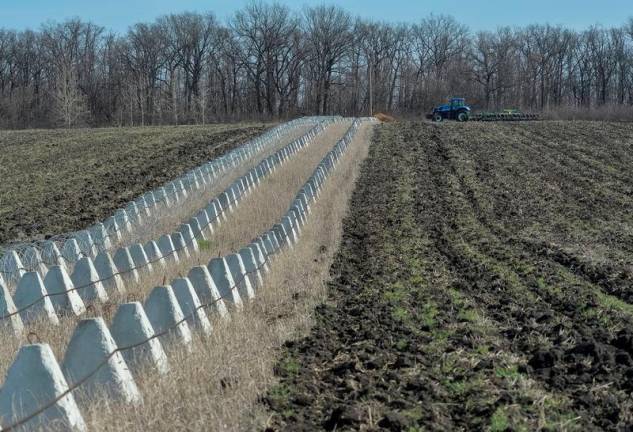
[457,112,469,122]
[433,113,443,122]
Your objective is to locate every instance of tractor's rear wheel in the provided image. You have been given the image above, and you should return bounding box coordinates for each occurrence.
[457,112,469,122]
[433,113,443,122]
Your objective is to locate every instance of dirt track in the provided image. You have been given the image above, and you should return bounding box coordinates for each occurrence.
[0,123,270,245]
[265,121,633,431]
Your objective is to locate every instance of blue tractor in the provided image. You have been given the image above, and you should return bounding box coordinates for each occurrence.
[427,97,470,122]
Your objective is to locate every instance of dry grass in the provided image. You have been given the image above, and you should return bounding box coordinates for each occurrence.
[75,121,374,432]
[115,123,315,249]
[0,121,356,381]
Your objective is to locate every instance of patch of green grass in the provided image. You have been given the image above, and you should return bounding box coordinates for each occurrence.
[395,338,410,351]
[279,357,301,377]
[392,306,410,322]
[197,239,213,251]
[490,406,510,432]
[495,365,521,381]
[457,308,478,323]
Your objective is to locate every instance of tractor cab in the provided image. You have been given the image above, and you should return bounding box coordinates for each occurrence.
[427,97,471,122]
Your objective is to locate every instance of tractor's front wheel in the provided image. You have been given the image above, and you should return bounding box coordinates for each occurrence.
[457,112,469,122]
[433,113,443,122]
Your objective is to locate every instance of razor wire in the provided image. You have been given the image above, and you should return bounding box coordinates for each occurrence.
[0,117,370,432]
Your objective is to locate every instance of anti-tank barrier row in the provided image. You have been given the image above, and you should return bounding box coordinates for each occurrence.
[0,117,342,278]
[0,117,372,432]
[0,117,342,286]
[0,117,344,331]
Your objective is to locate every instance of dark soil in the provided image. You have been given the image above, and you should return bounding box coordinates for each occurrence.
[264,121,633,431]
[0,123,270,244]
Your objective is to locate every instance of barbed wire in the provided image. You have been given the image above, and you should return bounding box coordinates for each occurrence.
[0,117,367,432]
[0,117,334,261]
[0,119,335,279]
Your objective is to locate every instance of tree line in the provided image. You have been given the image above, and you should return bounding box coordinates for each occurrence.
[1,2,632,128]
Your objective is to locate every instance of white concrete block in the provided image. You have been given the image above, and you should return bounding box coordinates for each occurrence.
[250,242,270,274]
[94,252,126,296]
[144,286,193,350]
[178,224,199,253]
[61,239,82,264]
[89,223,112,252]
[43,266,86,316]
[281,216,299,244]
[1,250,26,283]
[157,234,179,264]
[73,231,95,257]
[129,243,153,274]
[207,258,242,307]
[0,343,86,431]
[62,318,142,404]
[225,254,255,301]
[22,246,48,275]
[187,266,228,319]
[71,257,108,304]
[171,278,212,336]
[171,232,190,260]
[0,279,24,337]
[113,247,140,285]
[110,302,169,376]
[114,209,132,235]
[272,223,293,250]
[14,272,59,325]
[42,241,67,271]
[103,216,122,244]
[239,247,263,289]
[143,241,166,270]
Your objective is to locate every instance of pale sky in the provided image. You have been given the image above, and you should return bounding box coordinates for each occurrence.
[0,0,631,32]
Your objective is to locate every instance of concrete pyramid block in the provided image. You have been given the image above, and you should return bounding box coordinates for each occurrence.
[43,265,86,316]
[113,247,140,285]
[62,318,142,404]
[103,216,122,244]
[225,254,255,301]
[171,232,190,260]
[206,201,222,227]
[0,343,86,431]
[61,239,83,264]
[129,243,153,274]
[273,224,293,250]
[208,258,242,307]
[144,241,166,270]
[1,250,26,284]
[144,286,193,350]
[94,251,126,296]
[22,246,48,275]
[178,224,199,253]
[187,266,228,318]
[239,247,263,289]
[0,279,24,337]
[157,234,179,264]
[42,241,68,275]
[194,209,212,236]
[171,278,212,336]
[114,209,132,235]
[14,272,59,325]
[250,242,270,274]
[110,302,169,376]
[71,257,108,304]
[281,216,299,244]
[73,231,95,257]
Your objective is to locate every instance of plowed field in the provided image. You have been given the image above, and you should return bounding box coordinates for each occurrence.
[265,121,633,431]
[0,123,270,244]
